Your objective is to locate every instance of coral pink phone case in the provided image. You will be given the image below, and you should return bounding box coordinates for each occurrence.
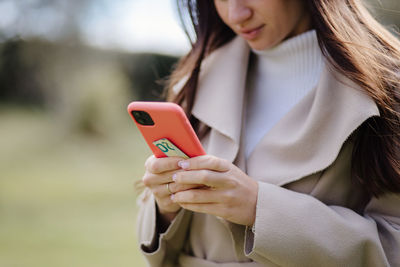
[127,101,206,158]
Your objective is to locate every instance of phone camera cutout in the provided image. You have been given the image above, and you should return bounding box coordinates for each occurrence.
[131,110,155,126]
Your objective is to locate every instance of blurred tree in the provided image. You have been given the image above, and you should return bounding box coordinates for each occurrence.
[122,53,178,101]
[0,39,45,106]
[0,0,93,42]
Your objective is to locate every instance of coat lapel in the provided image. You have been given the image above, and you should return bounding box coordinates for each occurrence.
[188,36,379,186]
[191,37,250,163]
[247,64,380,186]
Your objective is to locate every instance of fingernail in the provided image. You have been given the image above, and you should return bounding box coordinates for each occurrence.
[172,173,177,182]
[170,194,175,201]
[178,161,189,169]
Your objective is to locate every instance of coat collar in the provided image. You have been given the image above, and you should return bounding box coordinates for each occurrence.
[191,37,250,162]
[190,36,380,185]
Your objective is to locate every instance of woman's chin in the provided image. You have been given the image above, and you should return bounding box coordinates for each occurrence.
[245,38,280,51]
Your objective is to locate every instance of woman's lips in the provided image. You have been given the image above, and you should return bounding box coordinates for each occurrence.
[239,25,265,40]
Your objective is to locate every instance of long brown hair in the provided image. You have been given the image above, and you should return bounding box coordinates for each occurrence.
[169,0,400,197]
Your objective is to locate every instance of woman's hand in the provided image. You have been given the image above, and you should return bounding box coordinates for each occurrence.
[171,155,259,226]
[142,155,201,223]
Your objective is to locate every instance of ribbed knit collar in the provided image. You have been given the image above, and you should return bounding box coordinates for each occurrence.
[252,29,319,58]
[251,30,323,79]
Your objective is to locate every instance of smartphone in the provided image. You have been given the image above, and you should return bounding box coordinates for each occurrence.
[127,101,206,158]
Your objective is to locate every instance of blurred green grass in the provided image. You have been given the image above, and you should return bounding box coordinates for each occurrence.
[0,107,149,267]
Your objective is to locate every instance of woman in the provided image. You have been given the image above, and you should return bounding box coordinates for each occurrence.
[137,0,400,266]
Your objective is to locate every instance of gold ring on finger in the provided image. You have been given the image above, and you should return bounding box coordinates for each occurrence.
[166,182,173,194]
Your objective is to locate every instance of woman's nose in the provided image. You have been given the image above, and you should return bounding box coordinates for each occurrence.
[228,0,252,25]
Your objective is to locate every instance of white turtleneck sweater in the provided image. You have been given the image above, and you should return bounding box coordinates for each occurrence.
[245,30,325,158]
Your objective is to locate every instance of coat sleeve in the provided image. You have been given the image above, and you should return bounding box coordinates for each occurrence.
[136,191,192,267]
[244,182,400,267]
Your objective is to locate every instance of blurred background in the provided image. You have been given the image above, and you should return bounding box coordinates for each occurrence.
[0,0,399,266]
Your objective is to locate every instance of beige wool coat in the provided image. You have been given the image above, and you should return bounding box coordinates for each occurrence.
[136,37,400,267]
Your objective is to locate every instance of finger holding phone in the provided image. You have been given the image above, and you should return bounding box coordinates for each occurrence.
[143,155,201,224]
[171,155,259,226]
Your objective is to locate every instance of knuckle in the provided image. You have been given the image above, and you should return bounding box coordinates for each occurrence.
[224,191,236,202]
[211,156,224,170]
[221,159,230,167]
[149,160,161,173]
[218,159,229,171]
[227,178,238,188]
[208,155,218,164]
[142,173,152,187]
[208,155,218,161]
[199,170,209,184]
